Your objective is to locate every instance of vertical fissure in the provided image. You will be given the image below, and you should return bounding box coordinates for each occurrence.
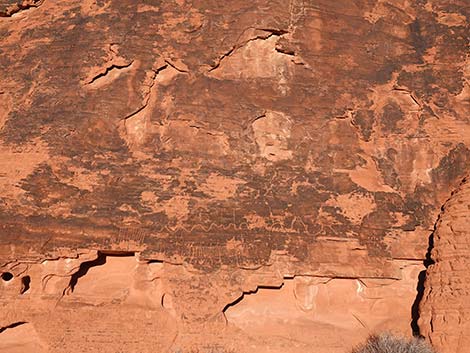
[411,229,435,336]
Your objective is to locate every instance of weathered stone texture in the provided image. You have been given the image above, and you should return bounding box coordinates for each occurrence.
[419,177,470,353]
[0,0,469,352]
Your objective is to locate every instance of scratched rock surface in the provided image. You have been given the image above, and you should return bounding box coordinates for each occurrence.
[419,177,470,353]
[0,0,469,352]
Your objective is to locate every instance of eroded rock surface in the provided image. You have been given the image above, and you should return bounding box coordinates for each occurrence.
[419,177,470,353]
[0,0,469,352]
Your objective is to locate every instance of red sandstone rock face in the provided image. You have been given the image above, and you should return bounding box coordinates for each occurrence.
[0,0,469,352]
[419,178,470,353]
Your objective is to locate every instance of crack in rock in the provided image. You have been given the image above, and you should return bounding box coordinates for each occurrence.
[208,30,286,72]
[207,29,312,82]
[119,60,188,149]
[84,61,134,87]
[0,321,27,334]
[121,63,168,122]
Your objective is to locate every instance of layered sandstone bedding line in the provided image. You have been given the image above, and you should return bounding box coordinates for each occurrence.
[0,0,469,352]
[419,177,470,353]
